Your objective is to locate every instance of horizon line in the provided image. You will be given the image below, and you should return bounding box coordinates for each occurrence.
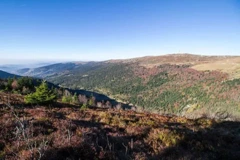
[0,53,240,65]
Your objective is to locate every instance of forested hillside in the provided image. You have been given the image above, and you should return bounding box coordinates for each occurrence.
[13,54,240,120]
[44,54,240,120]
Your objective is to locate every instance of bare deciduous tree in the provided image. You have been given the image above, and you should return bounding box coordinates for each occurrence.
[6,103,49,160]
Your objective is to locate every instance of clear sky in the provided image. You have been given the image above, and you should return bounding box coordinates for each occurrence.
[0,0,240,64]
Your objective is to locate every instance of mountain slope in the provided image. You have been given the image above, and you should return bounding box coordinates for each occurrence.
[0,70,20,79]
[19,54,240,119]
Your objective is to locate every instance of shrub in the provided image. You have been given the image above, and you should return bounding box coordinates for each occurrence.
[62,96,71,103]
[72,93,78,104]
[81,103,88,110]
[25,81,57,104]
[158,130,184,147]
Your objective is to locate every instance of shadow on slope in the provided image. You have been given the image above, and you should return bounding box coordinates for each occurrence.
[152,120,240,160]
[68,88,132,109]
[42,110,240,160]
[48,81,132,109]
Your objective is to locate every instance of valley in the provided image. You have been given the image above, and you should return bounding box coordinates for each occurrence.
[1,54,240,159]
[14,54,240,120]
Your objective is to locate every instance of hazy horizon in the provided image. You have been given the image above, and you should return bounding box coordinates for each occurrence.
[1,52,240,65]
[0,0,240,63]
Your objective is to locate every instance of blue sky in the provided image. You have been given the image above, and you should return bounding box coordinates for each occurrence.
[0,0,239,63]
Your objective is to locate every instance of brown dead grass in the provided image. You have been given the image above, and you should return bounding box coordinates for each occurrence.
[107,53,237,66]
[0,104,240,160]
[109,53,240,79]
[192,57,240,79]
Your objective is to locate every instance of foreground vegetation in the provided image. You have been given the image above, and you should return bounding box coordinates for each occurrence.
[0,101,240,160]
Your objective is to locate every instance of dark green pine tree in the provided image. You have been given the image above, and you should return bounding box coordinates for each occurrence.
[25,81,57,104]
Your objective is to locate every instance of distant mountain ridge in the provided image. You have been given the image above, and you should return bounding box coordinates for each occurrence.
[0,62,56,74]
[17,63,77,78]
[16,53,240,78]
[17,62,100,78]
[0,70,20,79]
